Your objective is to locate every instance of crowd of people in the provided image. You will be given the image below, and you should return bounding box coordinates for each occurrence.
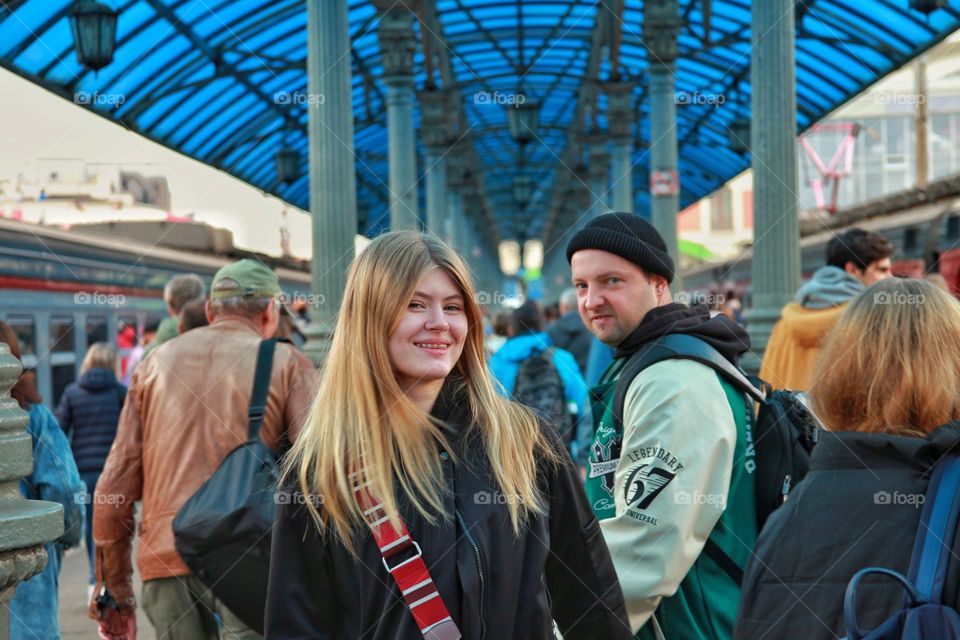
[4,212,960,640]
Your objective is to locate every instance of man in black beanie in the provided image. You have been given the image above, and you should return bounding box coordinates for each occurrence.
[568,212,754,640]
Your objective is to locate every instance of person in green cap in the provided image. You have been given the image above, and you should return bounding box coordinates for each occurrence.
[90,258,318,640]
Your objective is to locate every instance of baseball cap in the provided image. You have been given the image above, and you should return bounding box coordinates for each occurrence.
[210,259,281,300]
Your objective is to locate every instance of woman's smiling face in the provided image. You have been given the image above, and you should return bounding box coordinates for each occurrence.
[388,267,469,394]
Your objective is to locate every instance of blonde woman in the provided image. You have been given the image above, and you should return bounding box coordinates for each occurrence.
[735,278,960,640]
[56,341,126,597]
[265,231,630,640]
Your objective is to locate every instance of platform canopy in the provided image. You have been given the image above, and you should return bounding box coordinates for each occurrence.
[1,0,958,244]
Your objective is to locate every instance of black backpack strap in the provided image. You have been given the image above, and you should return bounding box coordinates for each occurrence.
[248,339,277,442]
[611,333,761,586]
[704,538,744,585]
[612,333,764,433]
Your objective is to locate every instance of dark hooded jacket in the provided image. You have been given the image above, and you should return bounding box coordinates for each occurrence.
[734,423,960,640]
[265,374,633,640]
[547,311,593,375]
[56,368,126,473]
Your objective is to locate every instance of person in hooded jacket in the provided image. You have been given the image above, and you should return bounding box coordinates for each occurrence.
[266,231,632,640]
[568,212,756,640]
[547,288,592,376]
[489,300,590,464]
[735,278,960,640]
[1,320,84,640]
[56,341,126,594]
[759,227,892,390]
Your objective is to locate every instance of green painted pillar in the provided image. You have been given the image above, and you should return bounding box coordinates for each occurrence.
[645,0,682,291]
[0,344,65,637]
[743,0,801,373]
[302,0,359,366]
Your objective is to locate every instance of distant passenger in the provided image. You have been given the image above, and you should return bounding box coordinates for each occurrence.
[145,273,205,355]
[178,298,209,333]
[121,319,159,387]
[547,287,592,376]
[265,231,629,639]
[1,320,84,640]
[90,259,317,640]
[56,342,126,600]
[490,300,589,463]
[760,227,893,390]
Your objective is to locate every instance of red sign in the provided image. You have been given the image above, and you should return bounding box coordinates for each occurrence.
[650,170,679,196]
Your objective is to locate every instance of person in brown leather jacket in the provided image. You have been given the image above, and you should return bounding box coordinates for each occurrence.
[88,259,317,640]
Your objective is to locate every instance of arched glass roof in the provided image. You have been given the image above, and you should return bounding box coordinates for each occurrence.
[1,0,958,241]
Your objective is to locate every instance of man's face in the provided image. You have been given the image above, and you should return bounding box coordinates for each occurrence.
[571,250,664,347]
[848,257,892,287]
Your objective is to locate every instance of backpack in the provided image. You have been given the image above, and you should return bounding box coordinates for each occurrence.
[612,333,821,583]
[841,456,960,639]
[514,347,574,445]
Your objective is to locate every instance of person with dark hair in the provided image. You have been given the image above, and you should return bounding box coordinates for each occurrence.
[178,298,210,334]
[1,320,84,640]
[489,301,590,464]
[548,287,593,376]
[121,318,160,387]
[760,227,893,390]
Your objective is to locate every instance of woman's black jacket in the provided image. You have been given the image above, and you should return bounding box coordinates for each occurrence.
[265,378,632,640]
[734,422,960,640]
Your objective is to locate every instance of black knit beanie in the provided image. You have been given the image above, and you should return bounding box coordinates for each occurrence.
[565,212,675,283]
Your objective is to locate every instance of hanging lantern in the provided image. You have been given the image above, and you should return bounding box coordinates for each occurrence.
[910,0,947,14]
[275,149,300,184]
[507,100,540,146]
[728,118,750,154]
[69,1,118,71]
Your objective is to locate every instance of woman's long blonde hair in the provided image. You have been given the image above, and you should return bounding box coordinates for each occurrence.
[810,278,960,436]
[285,231,557,551]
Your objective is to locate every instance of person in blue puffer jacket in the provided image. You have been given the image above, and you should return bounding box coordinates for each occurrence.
[1,320,84,640]
[489,301,591,469]
[56,341,126,595]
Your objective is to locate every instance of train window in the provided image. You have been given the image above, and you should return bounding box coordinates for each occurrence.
[6,315,36,356]
[86,316,108,345]
[904,228,917,253]
[948,216,960,241]
[50,315,76,353]
[52,364,74,408]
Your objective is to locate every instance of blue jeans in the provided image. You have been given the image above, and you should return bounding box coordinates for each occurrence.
[80,471,100,585]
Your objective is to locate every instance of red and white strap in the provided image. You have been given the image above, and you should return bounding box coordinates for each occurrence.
[353,479,462,640]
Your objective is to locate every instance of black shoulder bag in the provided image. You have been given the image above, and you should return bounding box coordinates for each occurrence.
[173,338,279,634]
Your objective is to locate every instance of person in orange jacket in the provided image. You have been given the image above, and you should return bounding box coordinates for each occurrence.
[759,228,893,391]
